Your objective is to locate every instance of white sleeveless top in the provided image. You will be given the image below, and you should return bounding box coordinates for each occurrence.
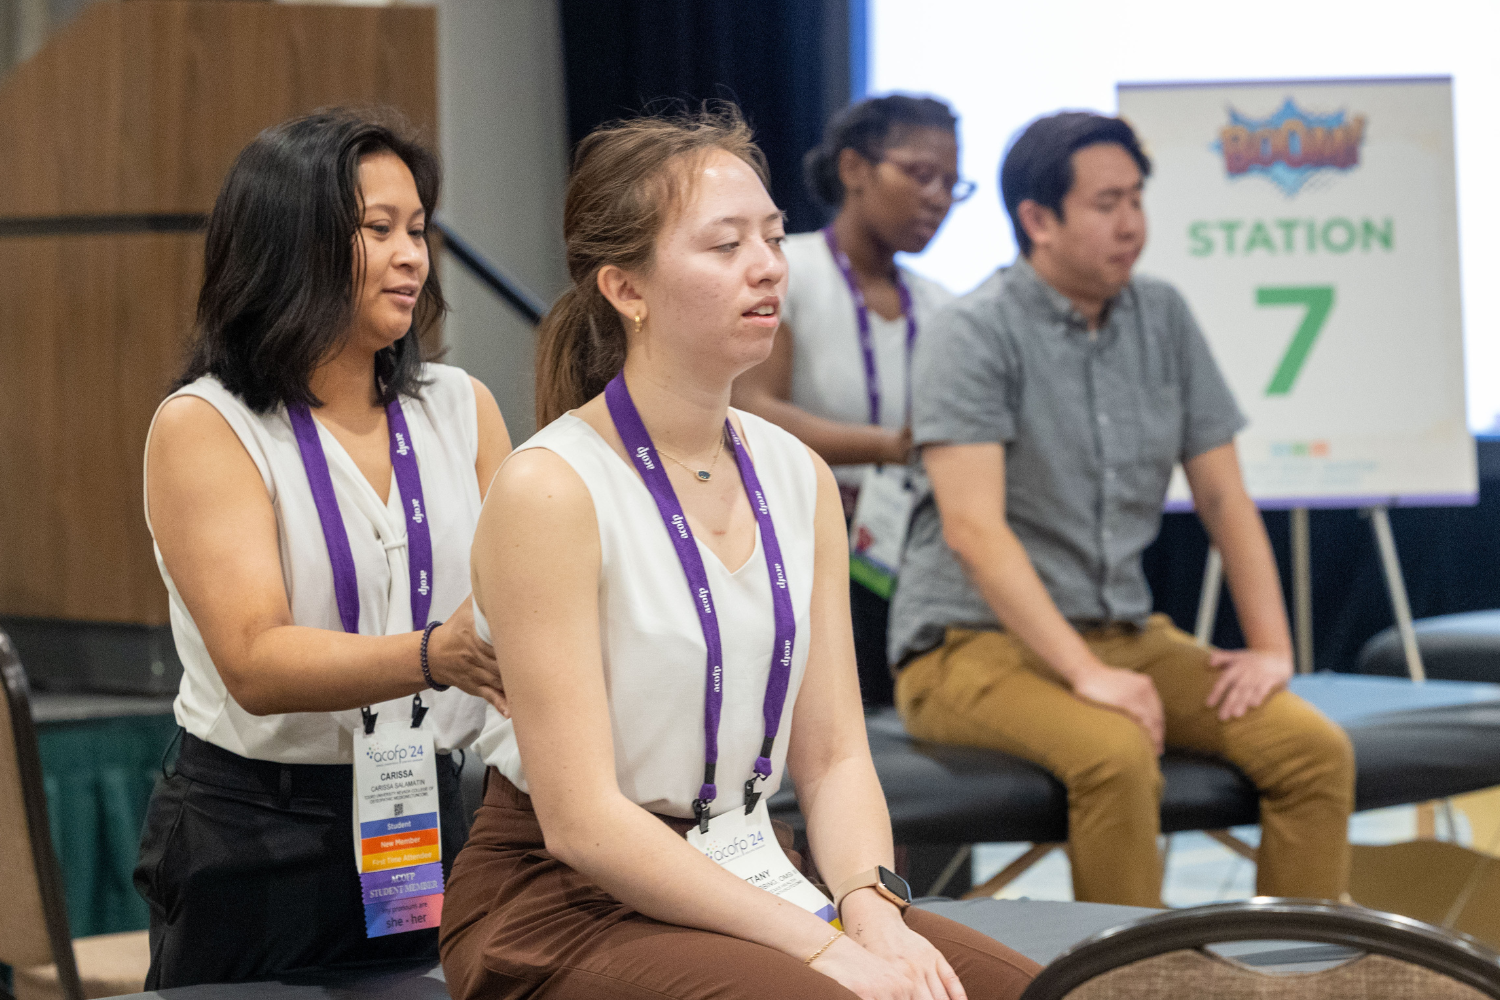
[780,231,954,490]
[473,409,818,819]
[144,364,487,764]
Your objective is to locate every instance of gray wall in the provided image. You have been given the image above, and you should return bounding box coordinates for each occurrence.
[435,0,568,443]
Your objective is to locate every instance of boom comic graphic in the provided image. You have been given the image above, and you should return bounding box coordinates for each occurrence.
[1216,97,1366,196]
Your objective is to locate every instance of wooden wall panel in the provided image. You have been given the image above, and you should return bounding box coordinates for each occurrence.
[0,4,123,216]
[0,1,437,217]
[118,1,439,214]
[0,1,439,626]
[0,233,202,624]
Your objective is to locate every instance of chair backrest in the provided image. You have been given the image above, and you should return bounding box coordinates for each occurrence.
[1020,899,1500,1000]
[0,630,83,1000]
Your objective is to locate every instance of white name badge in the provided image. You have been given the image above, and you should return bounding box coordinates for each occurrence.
[352,717,445,937]
[849,465,918,600]
[686,799,840,926]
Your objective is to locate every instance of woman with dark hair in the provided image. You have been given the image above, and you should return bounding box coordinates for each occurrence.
[733,94,971,706]
[134,108,511,988]
[440,105,1036,1000]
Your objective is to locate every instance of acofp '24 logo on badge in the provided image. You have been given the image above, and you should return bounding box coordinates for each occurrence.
[1215,97,1366,196]
[364,740,427,765]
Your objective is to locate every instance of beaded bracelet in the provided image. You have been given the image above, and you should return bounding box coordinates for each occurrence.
[803,929,843,966]
[421,620,449,691]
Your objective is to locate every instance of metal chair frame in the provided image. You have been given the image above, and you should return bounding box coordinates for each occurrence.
[1019,898,1500,1000]
[2,630,85,1000]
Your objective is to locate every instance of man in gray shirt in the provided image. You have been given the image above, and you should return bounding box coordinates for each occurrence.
[890,112,1353,907]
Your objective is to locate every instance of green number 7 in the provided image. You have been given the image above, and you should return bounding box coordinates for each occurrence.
[1258,285,1334,396]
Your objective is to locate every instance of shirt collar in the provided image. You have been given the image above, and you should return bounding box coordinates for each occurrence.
[1009,256,1129,334]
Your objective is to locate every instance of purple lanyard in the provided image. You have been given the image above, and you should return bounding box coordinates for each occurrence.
[287,400,435,637]
[822,226,918,427]
[604,373,797,833]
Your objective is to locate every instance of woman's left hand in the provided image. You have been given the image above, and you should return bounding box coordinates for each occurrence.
[840,891,968,1000]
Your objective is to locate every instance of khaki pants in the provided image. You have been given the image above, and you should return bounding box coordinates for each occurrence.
[895,615,1355,908]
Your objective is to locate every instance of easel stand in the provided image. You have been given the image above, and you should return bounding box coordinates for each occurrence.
[1195,506,1427,682]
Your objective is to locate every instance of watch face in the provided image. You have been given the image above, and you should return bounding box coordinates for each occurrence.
[878,866,913,903]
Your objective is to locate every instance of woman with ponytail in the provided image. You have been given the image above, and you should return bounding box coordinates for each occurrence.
[440,106,1036,1000]
[733,95,971,707]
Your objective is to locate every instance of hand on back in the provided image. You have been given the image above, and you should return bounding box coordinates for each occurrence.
[424,596,506,716]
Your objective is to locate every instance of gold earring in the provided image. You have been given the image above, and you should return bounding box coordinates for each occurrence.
[633,313,643,336]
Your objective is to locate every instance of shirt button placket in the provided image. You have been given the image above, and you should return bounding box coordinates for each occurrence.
[1090,353,1112,614]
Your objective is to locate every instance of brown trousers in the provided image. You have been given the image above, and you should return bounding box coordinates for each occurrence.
[440,771,1040,1000]
[896,616,1355,908]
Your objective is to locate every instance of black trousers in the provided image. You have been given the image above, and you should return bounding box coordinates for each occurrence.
[850,579,894,708]
[134,731,468,989]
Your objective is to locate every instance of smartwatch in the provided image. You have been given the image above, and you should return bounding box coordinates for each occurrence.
[833,866,913,917]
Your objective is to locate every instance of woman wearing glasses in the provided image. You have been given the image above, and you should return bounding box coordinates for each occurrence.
[734,94,972,706]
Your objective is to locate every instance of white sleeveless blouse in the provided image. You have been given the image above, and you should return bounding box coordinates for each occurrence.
[144,364,487,764]
[780,231,954,490]
[473,409,819,820]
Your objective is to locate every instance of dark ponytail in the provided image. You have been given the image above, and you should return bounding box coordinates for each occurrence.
[803,94,959,208]
[535,103,769,426]
[534,284,627,428]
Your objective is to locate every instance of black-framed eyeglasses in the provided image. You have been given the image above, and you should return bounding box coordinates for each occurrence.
[881,157,978,203]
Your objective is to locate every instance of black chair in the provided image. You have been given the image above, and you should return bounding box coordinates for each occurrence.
[769,692,1500,897]
[1019,898,1500,999]
[1361,610,1500,683]
[0,630,149,1000]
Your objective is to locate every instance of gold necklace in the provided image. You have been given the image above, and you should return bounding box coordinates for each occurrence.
[657,430,726,483]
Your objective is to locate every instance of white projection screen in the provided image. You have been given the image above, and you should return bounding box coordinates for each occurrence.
[867,0,1499,435]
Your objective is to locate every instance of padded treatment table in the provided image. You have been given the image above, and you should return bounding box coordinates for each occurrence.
[1361,609,1500,683]
[767,674,1500,844]
[96,899,1157,999]
[100,676,1499,999]
[101,898,1379,999]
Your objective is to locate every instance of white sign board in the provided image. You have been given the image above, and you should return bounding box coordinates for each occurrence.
[1118,77,1474,509]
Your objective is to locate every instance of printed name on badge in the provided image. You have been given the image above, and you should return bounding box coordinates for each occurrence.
[687,800,840,927]
[353,721,445,937]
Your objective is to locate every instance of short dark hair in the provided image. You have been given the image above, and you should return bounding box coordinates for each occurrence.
[177,107,446,413]
[803,93,958,208]
[1000,111,1152,257]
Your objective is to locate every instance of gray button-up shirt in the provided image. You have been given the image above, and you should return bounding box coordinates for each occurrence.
[888,258,1246,667]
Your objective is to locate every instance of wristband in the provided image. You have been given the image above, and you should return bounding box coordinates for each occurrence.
[803,929,843,966]
[420,620,449,691]
[833,866,912,917]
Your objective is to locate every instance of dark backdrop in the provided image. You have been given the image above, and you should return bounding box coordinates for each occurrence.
[1146,441,1500,673]
[557,0,858,235]
[555,1,1500,676]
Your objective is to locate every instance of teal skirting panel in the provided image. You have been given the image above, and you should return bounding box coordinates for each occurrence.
[35,715,180,937]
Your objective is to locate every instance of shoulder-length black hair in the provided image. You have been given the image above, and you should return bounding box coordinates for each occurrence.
[177,107,447,412]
